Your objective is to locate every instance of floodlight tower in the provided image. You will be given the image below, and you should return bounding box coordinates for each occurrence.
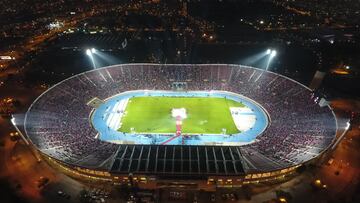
[265,49,277,71]
[86,48,97,69]
[86,49,92,56]
[270,50,277,58]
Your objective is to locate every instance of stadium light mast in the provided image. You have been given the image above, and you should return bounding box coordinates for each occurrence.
[10,116,29,145]
[265,49,277,71]
[86,49,92,56]
[86,48,97,69]
[270,50,277,58]
[11,115,43,162]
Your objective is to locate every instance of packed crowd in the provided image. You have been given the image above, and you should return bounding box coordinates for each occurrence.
[25,64,336,172]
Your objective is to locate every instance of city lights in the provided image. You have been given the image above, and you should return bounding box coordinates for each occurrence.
[0,1,357,202]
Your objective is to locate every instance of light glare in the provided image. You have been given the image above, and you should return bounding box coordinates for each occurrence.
[86,49,92,56]
[270,50,277,57]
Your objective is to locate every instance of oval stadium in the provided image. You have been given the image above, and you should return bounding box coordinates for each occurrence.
[23,64,337,186]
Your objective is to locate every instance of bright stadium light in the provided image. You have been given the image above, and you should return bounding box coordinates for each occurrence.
[241,50,270,66]
[265,49,277,70]
[86,49,92,56]
[85,48,96,69]
[270,50,277,58]
[91,49,122,66]
[346,121,350,130]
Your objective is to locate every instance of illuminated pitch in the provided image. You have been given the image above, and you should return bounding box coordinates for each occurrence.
[118,96,244,134]
[91,90,269,145]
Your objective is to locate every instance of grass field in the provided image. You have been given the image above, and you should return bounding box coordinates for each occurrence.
[118,96,244,134]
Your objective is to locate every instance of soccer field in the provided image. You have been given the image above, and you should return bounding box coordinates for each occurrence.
[118,96,245,134]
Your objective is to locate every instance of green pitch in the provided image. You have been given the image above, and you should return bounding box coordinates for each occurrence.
[118,97,244,134]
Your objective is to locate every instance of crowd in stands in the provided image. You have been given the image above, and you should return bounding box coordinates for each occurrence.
[25,64,336,172]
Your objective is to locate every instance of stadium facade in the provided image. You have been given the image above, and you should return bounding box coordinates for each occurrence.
[20,64,337,189]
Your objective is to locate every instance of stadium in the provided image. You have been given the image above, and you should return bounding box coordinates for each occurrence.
[22,64,337,188]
